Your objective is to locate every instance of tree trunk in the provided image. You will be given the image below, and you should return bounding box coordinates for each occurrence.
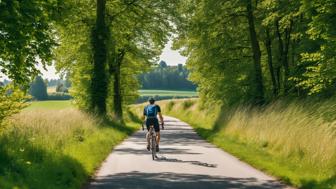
[265,28,278,96]
[275,19,292,95]
[282,20,292,94]
[91,0,108,114]
[246,0,264,104]
[275,19,284,94]
[110,49,125,120]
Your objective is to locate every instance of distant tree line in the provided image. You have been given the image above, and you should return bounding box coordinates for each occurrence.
[138,61,196,91]
[29,76,71,101]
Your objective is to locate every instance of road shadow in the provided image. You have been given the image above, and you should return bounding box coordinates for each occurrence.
[128,130,214,147]
[113,147,202,155]
[155,156,217,168]
[88,171,288,189]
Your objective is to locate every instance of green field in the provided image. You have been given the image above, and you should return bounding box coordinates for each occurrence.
[45,89,198,97]
[139,89,198,97]
[25,100,72,110]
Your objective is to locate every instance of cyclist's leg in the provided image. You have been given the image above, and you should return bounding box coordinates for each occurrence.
[145,119,151,150]
[153,119,160,151]
[156,132,160,144]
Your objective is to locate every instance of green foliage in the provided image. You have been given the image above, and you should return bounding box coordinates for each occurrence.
[0,85,27,128]
[47,93,72,101]
[167,101,175,111]
[292,0,336,95]
[55,0,180,117]
[175,0,336,105]
[56,83,68,93]
[181,99,195,109]
[175,0,257,105]
[29,76,48,100]
[0,0,58,85]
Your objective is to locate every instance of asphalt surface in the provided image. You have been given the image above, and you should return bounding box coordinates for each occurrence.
[88,116,291,189]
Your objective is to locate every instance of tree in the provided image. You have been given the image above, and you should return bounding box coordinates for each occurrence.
[29,76,48,100]
[293,0,336,95]
[90,0,109,114]
[55,0,179,119]
[138,64,196,90]
[174,0,263,105]
[159,61,168,68]
[0,0,58,85]
[245,0,264,104]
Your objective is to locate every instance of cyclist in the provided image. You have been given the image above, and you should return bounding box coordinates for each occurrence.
[143,97,164,152]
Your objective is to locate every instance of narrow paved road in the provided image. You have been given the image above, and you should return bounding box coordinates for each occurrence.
[88,116,291,189]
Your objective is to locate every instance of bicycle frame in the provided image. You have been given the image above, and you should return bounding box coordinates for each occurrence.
[148,125,157,160]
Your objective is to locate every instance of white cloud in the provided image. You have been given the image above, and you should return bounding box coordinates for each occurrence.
[159,40,187,65]
[38,63,60,80]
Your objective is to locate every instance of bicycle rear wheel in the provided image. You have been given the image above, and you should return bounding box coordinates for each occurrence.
[151,134,156,160]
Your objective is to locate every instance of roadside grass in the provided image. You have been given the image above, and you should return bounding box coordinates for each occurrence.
[0,107,138,189]
[131,98,336,189]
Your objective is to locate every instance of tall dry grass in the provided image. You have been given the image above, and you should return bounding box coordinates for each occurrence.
[223,102,336,169]
[0,108,136,189]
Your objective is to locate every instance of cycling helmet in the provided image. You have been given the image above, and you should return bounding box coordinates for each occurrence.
[148,97,155,104]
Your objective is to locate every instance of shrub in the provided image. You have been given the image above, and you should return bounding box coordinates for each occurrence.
[29,76,48,100]
[48,92,72,100]
[182,100,194,110]
[167,101,175,111]
[56,83,69,93]
[0,85,27,128]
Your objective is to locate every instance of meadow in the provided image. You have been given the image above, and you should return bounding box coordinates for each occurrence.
[139,89,198,97]
[46,88,198,97]
[131,98,336,189]
[25,100,72,110]
[0,101,138,189]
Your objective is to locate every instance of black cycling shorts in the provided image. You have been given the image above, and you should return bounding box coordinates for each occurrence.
[146,118,160,132]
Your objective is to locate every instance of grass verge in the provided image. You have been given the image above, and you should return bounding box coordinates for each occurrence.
[0,108,138,189]
[131,98,336,189]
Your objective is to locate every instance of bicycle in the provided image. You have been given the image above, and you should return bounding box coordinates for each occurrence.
[142,122,164,160]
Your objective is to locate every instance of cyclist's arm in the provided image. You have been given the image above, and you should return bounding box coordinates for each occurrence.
[158,112,164,125]
[142,107,147,122]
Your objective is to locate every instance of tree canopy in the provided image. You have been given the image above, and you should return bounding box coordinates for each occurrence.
[174,0,336,105]
[0,0,59,85]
